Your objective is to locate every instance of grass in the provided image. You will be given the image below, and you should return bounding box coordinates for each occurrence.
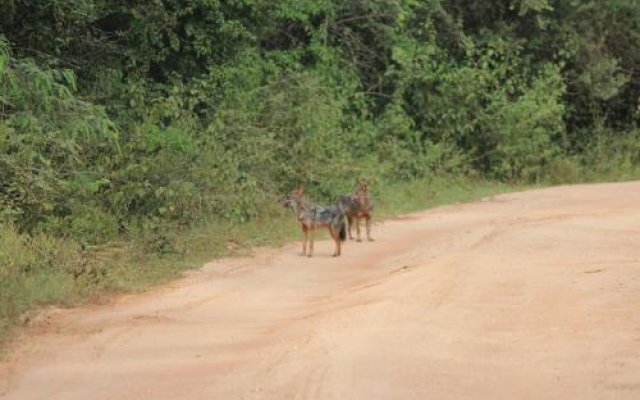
[375,177,520,217]
[0,176,519,352]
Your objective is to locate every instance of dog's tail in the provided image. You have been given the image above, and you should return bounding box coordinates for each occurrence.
[339,220,346,242]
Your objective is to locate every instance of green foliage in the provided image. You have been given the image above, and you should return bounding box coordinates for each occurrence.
[579,129,640,180]
[0,222,81,344]
[1,0,638,243]
[513,0,553,16]
[485,64,565,181]
[0,38,120,240]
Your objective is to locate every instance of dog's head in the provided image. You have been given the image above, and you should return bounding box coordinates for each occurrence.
[355,180,369,196]
[281,186,303,209]
[291,186,304,198]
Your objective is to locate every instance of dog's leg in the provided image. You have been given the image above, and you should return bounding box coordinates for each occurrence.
[356,217,362,242]
[301,225,308,256]
[366,214,374,241]
[347,215,354,240]
[330,228,340,257]
[308,225,314,257]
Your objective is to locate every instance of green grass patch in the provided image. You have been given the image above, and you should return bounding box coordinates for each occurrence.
[374,176,520,217]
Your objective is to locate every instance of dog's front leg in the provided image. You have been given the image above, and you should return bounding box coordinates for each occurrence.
[301,225,308,256]
[308,225,314,257]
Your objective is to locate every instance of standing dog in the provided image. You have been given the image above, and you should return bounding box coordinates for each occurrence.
[281,187,346,257]
[337,182,374,242]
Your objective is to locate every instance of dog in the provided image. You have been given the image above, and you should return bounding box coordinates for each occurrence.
[336,181,374,242]
[281,187,346,257]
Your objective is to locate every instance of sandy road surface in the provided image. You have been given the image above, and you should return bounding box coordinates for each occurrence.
[2,182,640,399]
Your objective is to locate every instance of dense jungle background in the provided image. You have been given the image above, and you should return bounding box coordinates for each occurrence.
[1,0,639,342]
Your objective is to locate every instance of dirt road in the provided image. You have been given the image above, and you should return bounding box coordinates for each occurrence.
[2,182,640,399]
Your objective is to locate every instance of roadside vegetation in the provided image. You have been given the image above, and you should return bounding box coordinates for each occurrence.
[1,0,639,347]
